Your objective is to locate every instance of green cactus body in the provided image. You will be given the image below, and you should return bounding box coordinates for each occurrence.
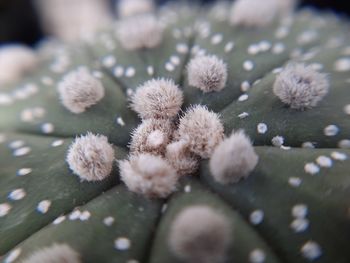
[0,1,350,263]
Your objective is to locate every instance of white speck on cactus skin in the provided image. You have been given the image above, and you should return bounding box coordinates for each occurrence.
[292,204,308,218]
[211,34,223,45]
[271,136,284,147]
[331,151,347,161]
[116,117,125,127]
[169,206,232,263]
[288,177,302,187]
[51,139,64,147]
[17,168,32,176]
[20,244,81,263]
[238,112,249,119]
[4,248,21,263]
[257,123,268,134]
[241,81,251,92]
[224,41,235,53]
[210,131,258,184]
[37,200,52,214]
[102,55,116,68]
[9,140,25,149]
[115,237,131,250]
[249,249,266,263]
[69,210,81,221]
[338,139,350,149]
[243,60,254,71]
[125,67,136,77]
[187,55,228,93]
[67,133,115,182]
[344,104,350,115]
[316,156,332,168]
[301,241,322,260]
[8,188,26,201]
[13,147,31,157]
[0,203,12,217]
[184,185,191,193]
[41,123,54,134]
[250,210,264,225]
[53,215,66,225]
[290,218,309,233]
[238,94,249,102]
[79,211,91,221]
[304,162,320,175]
[334,58,350,72]
[323,125,339,136]
[273,63,329,110]
[113,66,124,77]
[147,66,154,76]
[103,216,115,226]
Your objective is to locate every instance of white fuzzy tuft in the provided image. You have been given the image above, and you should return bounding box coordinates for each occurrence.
[165,140,200,176]
[273,63,329,110]
[119,154,178,198]
[117,0,155,18]
[187,55,228,93]
[229,0,296,27]
[35,0,112,42]
[210,131,258,184]
[57,67,105,114]
[131,78,183,119]
[67,133,115,182]
[116,14,163,50]
[169,205,232,263]
[177,105,224,159]
[0,45,38,85]
[21,243,80,263]
[129,119,174,156]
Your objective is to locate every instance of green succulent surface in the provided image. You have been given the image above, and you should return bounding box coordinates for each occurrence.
[0,2,350,263]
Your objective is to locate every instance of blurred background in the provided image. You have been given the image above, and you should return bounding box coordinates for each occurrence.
[0,0,349,46]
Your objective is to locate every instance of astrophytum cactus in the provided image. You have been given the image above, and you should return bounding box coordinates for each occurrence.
[0,0,350,262]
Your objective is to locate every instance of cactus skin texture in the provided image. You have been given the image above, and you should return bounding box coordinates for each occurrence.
[1,1,350,263]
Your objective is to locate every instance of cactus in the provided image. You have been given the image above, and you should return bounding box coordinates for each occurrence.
[0,0,350,262]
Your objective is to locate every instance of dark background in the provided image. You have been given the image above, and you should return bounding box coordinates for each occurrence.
[0,0,349,46]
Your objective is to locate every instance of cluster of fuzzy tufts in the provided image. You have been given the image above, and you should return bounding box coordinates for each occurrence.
[169,205,232,263]
[210,131,259,184]
[120,79,224,197]
[67,133,115,182]
[131,78,183,119]
[229,0,295,27]
[0,45,38,85]
[21,243,80,263]
[116,14,163,51]
[273,63,329,110]
[117,0,155,18]
[119,154,178,198]
[177,105,224,159]
[57,67,105,114]
[187,55,228,93]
